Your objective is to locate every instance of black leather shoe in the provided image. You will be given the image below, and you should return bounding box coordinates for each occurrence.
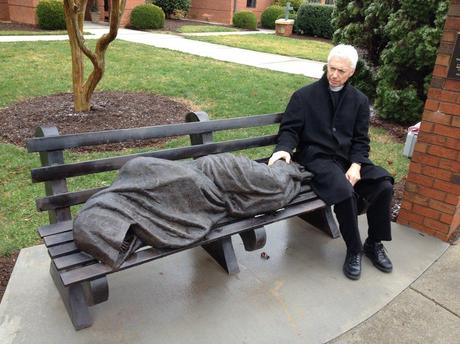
[343,251,362,280]
[364,240,393,273]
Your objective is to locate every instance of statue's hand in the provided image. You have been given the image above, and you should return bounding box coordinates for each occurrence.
[268,151,291,166]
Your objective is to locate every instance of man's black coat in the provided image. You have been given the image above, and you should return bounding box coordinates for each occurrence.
[275,75,392,205]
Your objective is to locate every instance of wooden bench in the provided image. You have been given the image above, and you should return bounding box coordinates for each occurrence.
[27,111,339,330]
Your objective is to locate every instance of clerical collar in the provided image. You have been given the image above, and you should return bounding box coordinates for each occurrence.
[329,85,344,92]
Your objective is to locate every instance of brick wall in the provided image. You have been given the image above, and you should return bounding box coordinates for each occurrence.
[0,0,10,21]
[235,0,274,22]
[397,0,460,241]
[188,0,233,24]
[8,0,39,25]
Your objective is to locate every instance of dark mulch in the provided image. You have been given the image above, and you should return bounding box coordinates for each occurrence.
[0,91,192,151]
[0,252,18,303]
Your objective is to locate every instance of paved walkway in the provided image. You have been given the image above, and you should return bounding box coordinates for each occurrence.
[1,24,459,343]
[0,22,325,79]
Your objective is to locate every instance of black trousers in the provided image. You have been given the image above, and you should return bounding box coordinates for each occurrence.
[333,178,393,254]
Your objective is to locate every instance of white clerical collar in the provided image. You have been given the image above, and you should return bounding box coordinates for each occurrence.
[329,85,344,92]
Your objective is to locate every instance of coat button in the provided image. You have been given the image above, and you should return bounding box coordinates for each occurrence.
[332,127,337,132]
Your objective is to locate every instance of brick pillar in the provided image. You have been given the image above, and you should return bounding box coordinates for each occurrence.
[397,0,460,241]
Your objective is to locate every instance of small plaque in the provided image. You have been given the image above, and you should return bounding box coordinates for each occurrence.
[447,34,460,79]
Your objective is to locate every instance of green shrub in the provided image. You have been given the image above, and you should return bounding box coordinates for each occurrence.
[349,59,377,101]
[36,0,66,30]
[154,0,190,18]
[274,0,303,11]
[261,6,284,29]
[130,4,165,30]
[232,11,257,30]
[296,3,334,39]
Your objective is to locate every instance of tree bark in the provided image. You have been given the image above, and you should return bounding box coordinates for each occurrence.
[64,0,126,112]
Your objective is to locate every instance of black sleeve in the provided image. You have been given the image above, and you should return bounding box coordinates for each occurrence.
[349,95,371,163]
[274,91,305,154]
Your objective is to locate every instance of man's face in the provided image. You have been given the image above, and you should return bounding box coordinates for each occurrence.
[327,57,355,88]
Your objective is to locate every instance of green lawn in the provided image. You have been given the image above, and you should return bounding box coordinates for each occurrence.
[0,30,73,36]
[188,34,333,62]
[0,39,408,256]
[178,25,239,33]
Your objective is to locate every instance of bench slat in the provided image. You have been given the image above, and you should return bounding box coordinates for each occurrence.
[60,198,326,286]
[44,231,73,247]
[48,242,79,258]
[54,252,96,270]
[38,220,74,238]
[27,113,282,152]
[31,135,277,183]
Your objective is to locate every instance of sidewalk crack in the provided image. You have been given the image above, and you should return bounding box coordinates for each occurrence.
[410,286,460,318]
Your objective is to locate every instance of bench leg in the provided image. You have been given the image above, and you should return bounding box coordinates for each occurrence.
[239,227,267,251]
[50,262,109,330]
[298,206,340,239]
[202,237,240,275]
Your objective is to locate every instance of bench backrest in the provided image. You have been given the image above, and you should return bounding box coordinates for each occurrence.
[27,111,283,224]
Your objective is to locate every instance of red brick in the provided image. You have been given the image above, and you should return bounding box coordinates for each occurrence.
[439,42,454,55]
[441,30,457,43]
[451,210,460,232]
[417,133,458,150]
[445,79,460,91]
[406,222,437,236]
[439,90,459,103]
[439,102,460,115]
[424,217,450,232]
[431,77,445,89]
[406,193,430,207]
[401,200,412,211]
[433,64,448,78]
[421,111,451,125]
[413,204,440,219]
[435,54,451,67]
[407,172,434,187]
[440,213,454,224]
[398,209,424,224]
[421,165,452,181]
[414,142,428,153]
[444,17,460,30]
[433,231,450,241]
[419,121,434,133]
[411,152,440,167]
[448,4,460,17]
[445,193,460,206]
[439,158,460,172]
[427,88,442,99]
[433,123,460,139]
[453,116,460,127]
[434,180,460,194]
[404,181,418,192]
[425,99,440,111]
[429,199,456,214]
[418,186,448,202]
[427,144,458,160]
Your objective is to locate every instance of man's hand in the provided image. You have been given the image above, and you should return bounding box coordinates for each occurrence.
[268,151,291,166]
[345,163,361,186]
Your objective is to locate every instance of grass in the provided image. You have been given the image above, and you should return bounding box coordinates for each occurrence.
[188,34,333,62]
[178,25,239,33]
[0,30,79,36]
[0,39,408,256]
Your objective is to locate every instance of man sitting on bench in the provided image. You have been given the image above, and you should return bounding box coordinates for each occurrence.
[268,44,394,280]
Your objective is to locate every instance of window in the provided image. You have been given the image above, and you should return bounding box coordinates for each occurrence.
[247,0,256,8]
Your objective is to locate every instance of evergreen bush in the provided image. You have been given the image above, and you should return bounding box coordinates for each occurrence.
[332,0,448,123]
[36,0,66,30]
[261,5,285,29]
[154,0,190,18]
[296,3,334,39]
[130,4,165,30]
[233,11,257,30]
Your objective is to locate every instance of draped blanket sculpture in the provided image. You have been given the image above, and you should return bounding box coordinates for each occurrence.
[74,153,304,268]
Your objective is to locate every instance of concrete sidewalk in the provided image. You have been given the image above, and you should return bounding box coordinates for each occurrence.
[0,22,325,79]
[0,216,458,343]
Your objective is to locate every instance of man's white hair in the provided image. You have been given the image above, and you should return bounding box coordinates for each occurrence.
[327,44,359,70]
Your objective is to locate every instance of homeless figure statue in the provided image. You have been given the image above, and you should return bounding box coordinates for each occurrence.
[268,44,394,280]
[74,153,305,268]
